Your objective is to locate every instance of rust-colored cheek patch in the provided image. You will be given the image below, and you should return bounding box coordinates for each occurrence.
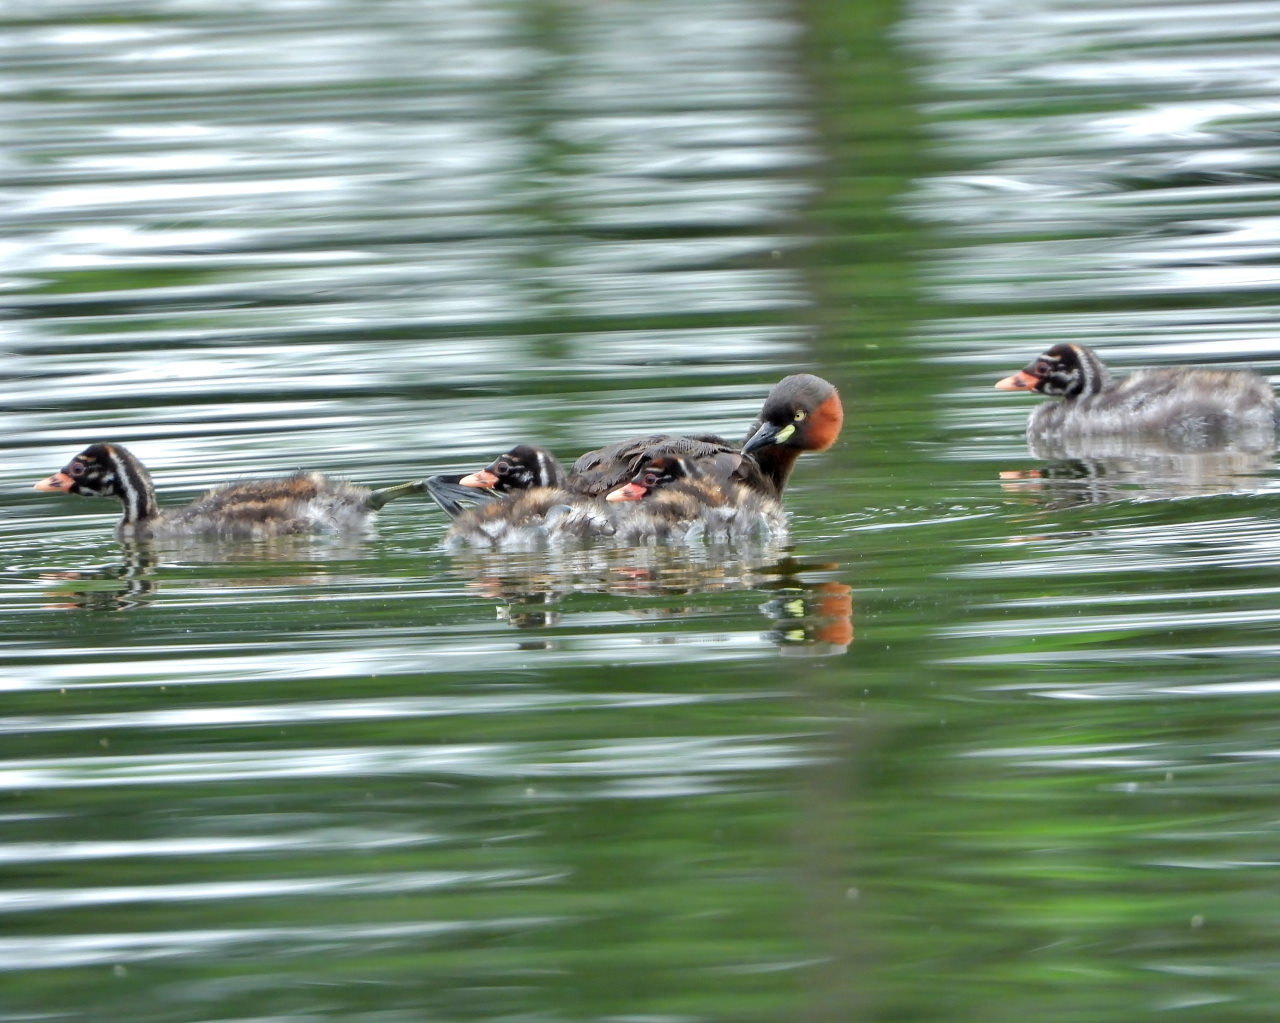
[809,393,845,451]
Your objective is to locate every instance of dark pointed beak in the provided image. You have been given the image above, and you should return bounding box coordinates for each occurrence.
[743,421,794,455]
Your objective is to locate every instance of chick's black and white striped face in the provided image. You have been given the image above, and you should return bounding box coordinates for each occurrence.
[37,444,121,498]
[1020,344,1102,398]
[606,455,700,503]
[489,445,561,492]
[631,455,695,491]
[1023,345,1071,395]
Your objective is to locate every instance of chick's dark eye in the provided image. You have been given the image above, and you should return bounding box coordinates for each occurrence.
[69,461,86,477]
[1035,362,1050,376]
[494,461,512,476]
[643,472,659,486]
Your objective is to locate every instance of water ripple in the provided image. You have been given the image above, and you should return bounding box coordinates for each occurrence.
[0,736,819,792]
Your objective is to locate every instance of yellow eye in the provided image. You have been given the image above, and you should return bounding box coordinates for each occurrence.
[793,409,807,422]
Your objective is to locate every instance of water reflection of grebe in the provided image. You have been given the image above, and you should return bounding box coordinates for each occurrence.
[449,546,853,656]
[38,535,383,611]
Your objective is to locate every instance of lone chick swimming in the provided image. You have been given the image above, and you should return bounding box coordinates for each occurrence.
[435,373,842,547]
[995,343,1276,448]
[34,442,421,540]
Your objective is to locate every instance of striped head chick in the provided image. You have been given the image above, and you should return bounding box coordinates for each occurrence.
[35,442,401,540]
[459,444,566,494]
[995,342,1277,445]
[423,445,565,520]
[605,453,787,542]
[442,444,615,548]
[995,343,1113,399]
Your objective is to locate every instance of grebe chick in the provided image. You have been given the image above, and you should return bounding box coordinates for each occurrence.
[568,373,843,499]
[443,489,616,548]
[996,343,1277,447]
[34,443,419,540]
[440,445,613,548]
[605,454,788,541]
[459,444,566,494]
[423,445,564,520]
